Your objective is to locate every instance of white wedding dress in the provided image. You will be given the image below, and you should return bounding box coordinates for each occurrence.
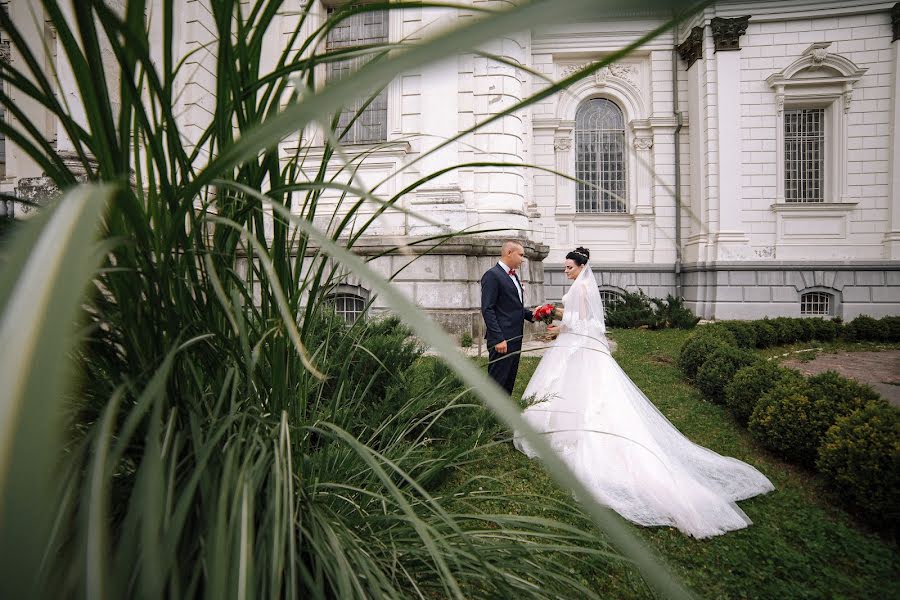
[513,265,774,538]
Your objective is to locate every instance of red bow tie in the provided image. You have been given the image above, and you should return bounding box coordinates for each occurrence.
[509,269,517,277]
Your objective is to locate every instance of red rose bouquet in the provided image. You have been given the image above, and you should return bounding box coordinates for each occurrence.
[533,303,557,325]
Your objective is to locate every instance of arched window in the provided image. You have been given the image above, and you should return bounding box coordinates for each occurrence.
[327,293,367,323]
[800,291,833,316]
[575,99,627,213]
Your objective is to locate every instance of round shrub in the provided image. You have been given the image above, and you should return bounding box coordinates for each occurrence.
[771,317,804,345]
[817,402,900,530]
[724,362,802,425]
[749,371,885,467]
[810,318,840,342]
[797,318,818,342]
[752,319,778,348]
[678,328,736,379]
[721,320,757,349]
[880,316,900,342]
[843,315,880,342]
[748,378,818,465]
[695,345,759,403]
[807,371,882,410]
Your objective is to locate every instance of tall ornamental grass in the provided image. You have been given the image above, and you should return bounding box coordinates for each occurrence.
[0,1,703,598]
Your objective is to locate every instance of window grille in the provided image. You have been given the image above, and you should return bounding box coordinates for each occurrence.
[328,293,366,323]
[575,99,627,213]
[800,291,832,316]
[599,289,624,307]
[784,108,824,202]
[325,7,388,144]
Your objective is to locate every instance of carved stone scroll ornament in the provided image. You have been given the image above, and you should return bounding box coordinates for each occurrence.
[677,26,704,68]
[560,62,637,87]
[633,137,653,150]
[554,137,572,151]
[710,16,751,52]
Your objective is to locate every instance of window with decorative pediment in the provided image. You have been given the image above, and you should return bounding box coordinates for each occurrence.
[575,99,627,213]
[767,43,866,206]
[325,6,388,144]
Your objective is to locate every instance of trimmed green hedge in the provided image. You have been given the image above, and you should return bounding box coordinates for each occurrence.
[817,402,900,531]
[725,362,802,426]
[677,327,736,380]
[675,316,897,531]
[748,372,883,467]
[695,346,759,403]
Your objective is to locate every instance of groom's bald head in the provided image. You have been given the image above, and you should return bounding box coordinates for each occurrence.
[500,240,525,269]
[501,240,523,255]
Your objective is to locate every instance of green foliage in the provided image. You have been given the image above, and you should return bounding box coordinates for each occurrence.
[797,317,818,342]
[676,325,737,379]
[604,291,699,330]
[749,371,884,467]
[770,317,805,345]
[459,331,473,348]
[749,378,818,464]
[720,320,757,349]
[843,314,900,343]
[817,402,900,531]
[881,315,900,342]
[659,294,702,329]
[751,319,779,348]
[810,317,842,342]
[694,345,759,403]
[724,362,801,426]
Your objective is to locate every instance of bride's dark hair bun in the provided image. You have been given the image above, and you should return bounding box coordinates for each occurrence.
[566,246,590,266]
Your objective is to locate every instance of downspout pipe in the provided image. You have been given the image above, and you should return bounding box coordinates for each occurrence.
[672,21,684,299]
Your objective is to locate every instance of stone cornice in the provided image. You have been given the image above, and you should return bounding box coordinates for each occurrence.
[681,261,900,272]
[677,26,704,68]
[710,16,750,52]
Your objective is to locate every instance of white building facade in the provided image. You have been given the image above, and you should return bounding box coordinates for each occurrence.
[4,0,900,333]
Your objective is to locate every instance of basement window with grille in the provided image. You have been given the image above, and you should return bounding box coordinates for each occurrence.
[327,293,367,323]
[599,289,624,307]
[800,291,833,316]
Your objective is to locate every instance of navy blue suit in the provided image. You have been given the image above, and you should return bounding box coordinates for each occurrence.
[481,264,533,395]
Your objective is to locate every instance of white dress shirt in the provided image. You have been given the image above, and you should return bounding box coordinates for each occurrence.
[498,260,523,303]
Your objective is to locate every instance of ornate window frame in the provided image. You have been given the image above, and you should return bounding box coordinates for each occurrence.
[552,62,647,218]
[767,43,866,209]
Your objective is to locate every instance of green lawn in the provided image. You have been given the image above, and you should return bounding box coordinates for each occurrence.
[436,329,900,599]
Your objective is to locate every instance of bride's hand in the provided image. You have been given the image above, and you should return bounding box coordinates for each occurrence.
[546,325,560,339]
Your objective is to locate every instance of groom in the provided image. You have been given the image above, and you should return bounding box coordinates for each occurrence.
[480,240,534,395]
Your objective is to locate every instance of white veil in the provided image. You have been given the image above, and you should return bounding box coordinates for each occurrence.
[559,263,607,341]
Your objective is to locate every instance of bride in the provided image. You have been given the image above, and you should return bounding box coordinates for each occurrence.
[514,247,774,539]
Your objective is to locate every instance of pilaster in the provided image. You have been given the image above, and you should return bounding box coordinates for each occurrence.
[887,4,900,257]
[711,16,751,260]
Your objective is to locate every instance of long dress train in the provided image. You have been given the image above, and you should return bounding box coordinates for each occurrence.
[513,266,774,539]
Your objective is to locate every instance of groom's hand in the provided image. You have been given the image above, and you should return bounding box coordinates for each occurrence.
[494,340,508,354]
